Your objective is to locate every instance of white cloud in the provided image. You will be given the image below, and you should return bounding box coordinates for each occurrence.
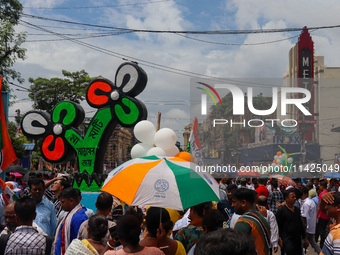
[165,108,188,119]
[9,0,340,147]
[22,0,67,8]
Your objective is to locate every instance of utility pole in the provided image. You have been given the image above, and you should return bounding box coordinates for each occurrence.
[300,115,306,165]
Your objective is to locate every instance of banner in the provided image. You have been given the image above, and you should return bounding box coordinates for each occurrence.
[0,77,16,172]
[0,178,18,206]
[187,117,203,166]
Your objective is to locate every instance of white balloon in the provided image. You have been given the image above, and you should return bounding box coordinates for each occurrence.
[146,147,166,157]
[271,163,277,167]
[281,153,286,158]
[274,155,278,160]
[133,121,156,145]
[154,128,177,151]
[130,143,153,158]
[287,157,293,163]
[276,159,281,164]
[165,146,180,157]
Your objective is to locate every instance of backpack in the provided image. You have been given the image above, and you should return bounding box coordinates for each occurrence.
[0,232,52,255]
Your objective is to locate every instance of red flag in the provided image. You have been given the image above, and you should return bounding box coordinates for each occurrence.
[31,160,35,171]
[0,77,16,172]
[45,161,51,171]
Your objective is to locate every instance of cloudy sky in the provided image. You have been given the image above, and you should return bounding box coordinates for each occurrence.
[10,0,340,147]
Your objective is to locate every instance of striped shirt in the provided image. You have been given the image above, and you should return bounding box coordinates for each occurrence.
[5,226,46,255]
[234,210,271,255]
[44,188,63,217]
[321,223,340,255]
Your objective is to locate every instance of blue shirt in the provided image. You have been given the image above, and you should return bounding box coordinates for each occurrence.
[34,197,57,237]
[55,207,88,255]
[312,195,319,207]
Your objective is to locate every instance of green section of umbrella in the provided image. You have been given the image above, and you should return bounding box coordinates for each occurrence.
[165,159,220,210]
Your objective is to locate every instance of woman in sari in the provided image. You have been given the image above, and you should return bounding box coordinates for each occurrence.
[66,214,108,255]
[140,207,186,255]
[104,214,164,255]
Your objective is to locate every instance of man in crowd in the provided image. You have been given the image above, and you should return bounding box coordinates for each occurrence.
[313,178,320,190]
[317,180,331,249]
[319,191,340,255]
[194,228,257,255]
[53,187,88,255]
[78,191,115,245]
[4,197,52,254]
[276,188,307,255]
[232,188,271,255]
[226,184,238,228]
[44,177,71,219]
[29,178,57,237]
[0,201,46,237]
[187,209,225,255]
[300,186,321,254]
[257,195,279,254]
[267,178,284,215]
[306,182,317,198]
[1,202,16,236]
[256,178,269,198]
[238,178,248,189]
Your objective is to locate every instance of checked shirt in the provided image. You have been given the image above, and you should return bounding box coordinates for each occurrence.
[5,226,46,255]
[267,189,284,214]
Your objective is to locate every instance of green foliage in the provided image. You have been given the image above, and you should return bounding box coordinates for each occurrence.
[0,0,26,92]
[8,121,29,159]
[28,70,93,113]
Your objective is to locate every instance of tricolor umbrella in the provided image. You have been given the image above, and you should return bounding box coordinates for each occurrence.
[101,156,220,211]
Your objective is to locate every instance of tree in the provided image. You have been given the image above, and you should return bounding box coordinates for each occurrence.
[28,70,94,113]
[8,121,29,159]
[0,0,26,92]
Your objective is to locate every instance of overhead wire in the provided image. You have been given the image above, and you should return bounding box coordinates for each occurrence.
[23,0,171,10]
[20,20,284,87]
[21,13,340,34]
[175,33,301,46]
[19,15,322,46]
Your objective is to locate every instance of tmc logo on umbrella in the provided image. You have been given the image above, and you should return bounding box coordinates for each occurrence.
[154,179,169,192]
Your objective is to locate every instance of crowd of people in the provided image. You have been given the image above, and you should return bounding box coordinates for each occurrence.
[1,171,340,255]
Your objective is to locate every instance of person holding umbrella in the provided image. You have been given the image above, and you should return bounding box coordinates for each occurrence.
[140,207,186,255]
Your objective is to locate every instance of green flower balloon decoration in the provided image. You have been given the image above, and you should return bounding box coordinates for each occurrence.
[21,62,148,191]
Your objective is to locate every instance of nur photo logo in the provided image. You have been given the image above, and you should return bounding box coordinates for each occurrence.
[196,82,222,115]
[195,80,313,129]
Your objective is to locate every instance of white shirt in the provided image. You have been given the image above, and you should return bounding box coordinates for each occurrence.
[247,184,255,190]
[170,209,190,239]
[301,197,317,234]
[230,213,241,229]
[266,185,272,193]
[266,209,279,248]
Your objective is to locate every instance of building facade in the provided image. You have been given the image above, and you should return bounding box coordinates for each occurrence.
[280,29,340,165]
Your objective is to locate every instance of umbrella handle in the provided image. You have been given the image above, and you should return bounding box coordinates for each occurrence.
[160,208,162,227]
